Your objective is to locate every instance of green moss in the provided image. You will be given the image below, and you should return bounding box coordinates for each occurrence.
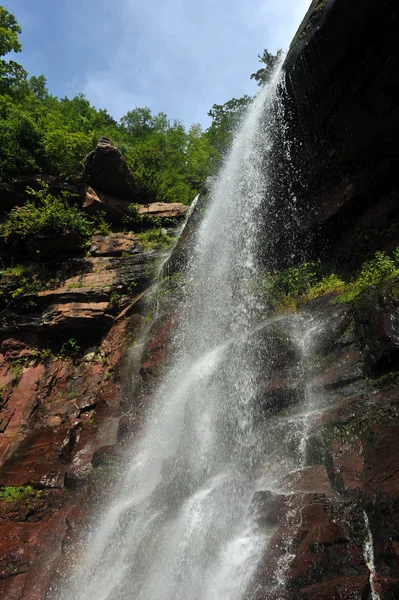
[0,485,41,503]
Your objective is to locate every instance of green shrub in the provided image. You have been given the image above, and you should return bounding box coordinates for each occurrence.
[337,250,399,302]
[1,184,109,251]
[60,337,81,358]
[260,262,323,311]
[262,249,399,313]
[122,203,161,231]
[136,228,174,250]
[303,273,345,302]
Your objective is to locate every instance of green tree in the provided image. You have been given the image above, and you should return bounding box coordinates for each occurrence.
[206,95,252,161]
[28,75,48,100]
[250,49,283,86]
[0,6,26,92]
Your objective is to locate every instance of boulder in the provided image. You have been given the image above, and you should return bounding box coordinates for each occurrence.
[82,137,137,201]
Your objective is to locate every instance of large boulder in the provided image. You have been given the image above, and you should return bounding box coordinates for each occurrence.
[82,137,137,201]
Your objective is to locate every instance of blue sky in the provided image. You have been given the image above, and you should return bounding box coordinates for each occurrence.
[6,0,311,127]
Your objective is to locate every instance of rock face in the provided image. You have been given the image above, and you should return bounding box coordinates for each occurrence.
[137,202,189,219]
[80,185,132,223]
[81,137,137,202]
[0,2,398,600]
[244,289,399,599]
[0,227,166,599]
[281,0,399,268]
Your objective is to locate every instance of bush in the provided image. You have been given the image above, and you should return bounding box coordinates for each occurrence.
[1,184,102,250]
[122,203,161,231]
[337,250,399,302]
[136,227,174,250]
[260,262,323,311]
[60,337,81,358]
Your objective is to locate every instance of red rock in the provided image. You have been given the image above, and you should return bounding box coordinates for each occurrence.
[278,466,333,496]
[137,202,188,219]
[0,427,74,488]
[90,232,139,256]
[297,574,369,599]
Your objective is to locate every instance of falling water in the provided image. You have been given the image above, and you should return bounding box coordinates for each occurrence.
[363,511,381,600]
[55,67,291,600]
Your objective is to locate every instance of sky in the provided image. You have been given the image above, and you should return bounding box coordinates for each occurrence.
[6,0,311,128]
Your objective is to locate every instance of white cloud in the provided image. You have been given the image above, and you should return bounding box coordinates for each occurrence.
[72,0,312,126]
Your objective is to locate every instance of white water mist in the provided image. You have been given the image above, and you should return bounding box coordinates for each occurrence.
[54,68,285,600]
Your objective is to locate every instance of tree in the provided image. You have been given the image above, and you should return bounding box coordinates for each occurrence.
[250,49,283,86]
[28,75,48,100]
[206,95,252,160]
[0,6,27,91]
[120,107,155,137]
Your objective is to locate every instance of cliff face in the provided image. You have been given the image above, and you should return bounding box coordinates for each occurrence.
[243,0,399,597]
[0,1,398,599]
[282,0,399,268]
[0,141,186,599]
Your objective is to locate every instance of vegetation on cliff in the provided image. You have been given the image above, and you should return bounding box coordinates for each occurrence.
[263,248,399,312]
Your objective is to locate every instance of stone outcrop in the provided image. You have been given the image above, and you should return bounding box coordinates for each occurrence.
[137,202,188,219]
[81,137,137,202]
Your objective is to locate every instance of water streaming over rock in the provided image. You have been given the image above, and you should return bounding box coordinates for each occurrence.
[54,66,307,600]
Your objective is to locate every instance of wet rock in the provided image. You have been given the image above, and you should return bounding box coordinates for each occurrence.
[91,445,120,468]
[278,466,333,496]
[249,490,289,526]
[82,137,137,201]
[117,413,140,442]
[257,377,304,415]
[353,279,399,374]
[282,0,399,268]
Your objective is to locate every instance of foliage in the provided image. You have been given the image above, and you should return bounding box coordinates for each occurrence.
[122,203,160,230]
[60,338,81,358]
[250,49,283,87]
[206,96,252,161]
[0,5,286,207]
[260,262,323,311]
[0,485,41,502]
[337,250,399,303]
[263,249,399,313]
[1,184,97,249]
[136,228,174,250]
[0,6,26,93]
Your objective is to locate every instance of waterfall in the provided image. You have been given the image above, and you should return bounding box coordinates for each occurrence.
[54,68,290,600]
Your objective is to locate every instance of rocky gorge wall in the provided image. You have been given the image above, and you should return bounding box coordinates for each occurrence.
[242,0,399,598]
[0,140,188,599]
[0,1,398,599]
